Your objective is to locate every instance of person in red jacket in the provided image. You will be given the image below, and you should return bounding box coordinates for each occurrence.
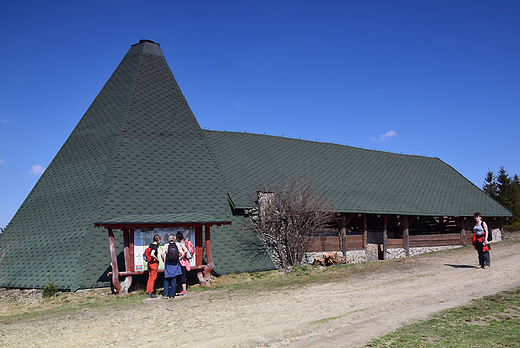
[146,234,162,298]
[472,212,490,269]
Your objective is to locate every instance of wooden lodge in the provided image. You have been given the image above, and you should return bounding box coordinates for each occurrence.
[0,40,511,293]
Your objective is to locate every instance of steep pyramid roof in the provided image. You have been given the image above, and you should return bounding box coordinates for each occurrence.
[0,40,273,291]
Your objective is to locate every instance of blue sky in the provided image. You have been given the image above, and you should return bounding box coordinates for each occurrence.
[1,1,519,229]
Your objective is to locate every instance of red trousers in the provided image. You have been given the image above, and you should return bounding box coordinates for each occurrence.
[146,262,159,294]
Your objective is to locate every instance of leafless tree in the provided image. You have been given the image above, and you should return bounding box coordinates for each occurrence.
[254,177,334,269]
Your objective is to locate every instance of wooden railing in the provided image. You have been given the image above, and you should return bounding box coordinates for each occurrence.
[308,233,466,252]
[309,235,363,252]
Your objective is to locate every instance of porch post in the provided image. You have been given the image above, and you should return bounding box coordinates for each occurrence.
[197,225,214,287]
[123,229,132,272]
[383,215,388,259]
[397,215,410,257]
[108,228,121,294]
[363,213,368,250]
[455,217,467,246]
[403,215,409,257]
[338,214,347,258]
[195,225,203,266]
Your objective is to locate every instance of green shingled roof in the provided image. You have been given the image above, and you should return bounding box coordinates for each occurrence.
[0,40,274,291]
[0,40,511,291]
[96,213,231,226]
[203,131,512,217]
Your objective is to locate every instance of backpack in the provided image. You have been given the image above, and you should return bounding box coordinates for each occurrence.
[166,242,180,262]
[183,240,194,259]
[484,222,493,242]
[143,247,152,262]
[186,240,195,259]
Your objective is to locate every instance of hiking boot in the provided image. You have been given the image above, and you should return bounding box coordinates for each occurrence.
[177,290,188,296]
[146,293,157,298]
[161,295,169,299]
[168,296,175,299]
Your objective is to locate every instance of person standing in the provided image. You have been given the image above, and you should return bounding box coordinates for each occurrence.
[176,231,192,296]
[146,234,161,298]
[472,212,491,269]
[161,234,184,299]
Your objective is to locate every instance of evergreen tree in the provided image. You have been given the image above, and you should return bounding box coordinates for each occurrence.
[484,167,520,226]
[483,170,497,198]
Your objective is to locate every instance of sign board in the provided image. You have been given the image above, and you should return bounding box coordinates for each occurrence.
[134,227,195,271]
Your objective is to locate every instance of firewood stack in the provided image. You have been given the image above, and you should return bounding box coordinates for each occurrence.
[313,252,346,266]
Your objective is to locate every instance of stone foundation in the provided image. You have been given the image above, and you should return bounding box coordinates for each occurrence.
[303,245,461,265]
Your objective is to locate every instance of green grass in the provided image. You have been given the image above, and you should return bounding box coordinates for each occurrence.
[364,287,520,348]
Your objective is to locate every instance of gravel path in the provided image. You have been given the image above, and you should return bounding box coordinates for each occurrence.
[1,240,519,348]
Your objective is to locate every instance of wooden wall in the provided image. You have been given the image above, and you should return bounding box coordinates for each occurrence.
[308,233,467,252]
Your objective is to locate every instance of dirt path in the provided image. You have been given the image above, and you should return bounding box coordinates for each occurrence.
[1,242,519,348]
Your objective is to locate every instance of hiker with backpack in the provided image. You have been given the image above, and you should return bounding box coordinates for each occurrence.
[472,212,491,269]
[176,231,194,296]
[146,234,162,298]
[161,234,185,299]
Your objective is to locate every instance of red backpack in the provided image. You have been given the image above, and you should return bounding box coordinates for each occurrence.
[143,247,152,262]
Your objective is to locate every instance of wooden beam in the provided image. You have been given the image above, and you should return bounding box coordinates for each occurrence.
[335,213,354,259]
[363,213,368,250]
[459,217,466,246]
[129,229,135,272]
[195,225,203,266]
[197,225,215,287]
[383,215,388,260]
[123,229,131,272]
[403,215,409,257]
[107,228,121,295]
[397,215,411,257]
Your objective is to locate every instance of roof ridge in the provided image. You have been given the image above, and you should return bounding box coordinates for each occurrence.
[202,129,438,159]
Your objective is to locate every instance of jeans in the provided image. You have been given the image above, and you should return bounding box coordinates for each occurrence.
[163,277,177,297]
[478,249,490,267]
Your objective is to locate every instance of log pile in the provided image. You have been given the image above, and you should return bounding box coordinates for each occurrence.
[313,252,346,266]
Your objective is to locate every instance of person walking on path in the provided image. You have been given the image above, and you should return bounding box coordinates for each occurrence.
[472,212,491,268]
[161,234,184,299]
[176,231,192,296]
[146,234,161,298]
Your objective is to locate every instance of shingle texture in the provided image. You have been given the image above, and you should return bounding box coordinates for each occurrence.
[203,131,512,217]
[0,41,274,290]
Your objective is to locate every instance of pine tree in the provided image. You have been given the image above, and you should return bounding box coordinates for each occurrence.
[483,170,497,198]
[485,167,520,226]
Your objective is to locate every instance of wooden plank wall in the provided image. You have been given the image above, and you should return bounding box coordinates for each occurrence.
[309,233,466,252]
[309,235,364,252]
[388,239,404,248]
[409,233,462,247]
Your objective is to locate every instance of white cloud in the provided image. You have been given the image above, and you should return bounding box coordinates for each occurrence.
[30,165,45,176]
[1,119,9,123]
[0,159,4,164]
[374,130,397,141]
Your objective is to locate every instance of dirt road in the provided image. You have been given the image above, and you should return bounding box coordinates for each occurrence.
[1,241,519,348]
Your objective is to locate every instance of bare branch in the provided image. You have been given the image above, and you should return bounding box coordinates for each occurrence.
[254,177,334,269]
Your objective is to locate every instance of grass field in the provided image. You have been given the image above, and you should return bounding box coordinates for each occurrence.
[364,287,520,347]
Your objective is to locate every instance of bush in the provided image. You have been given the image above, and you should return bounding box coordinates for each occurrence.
[42,268,58,298]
